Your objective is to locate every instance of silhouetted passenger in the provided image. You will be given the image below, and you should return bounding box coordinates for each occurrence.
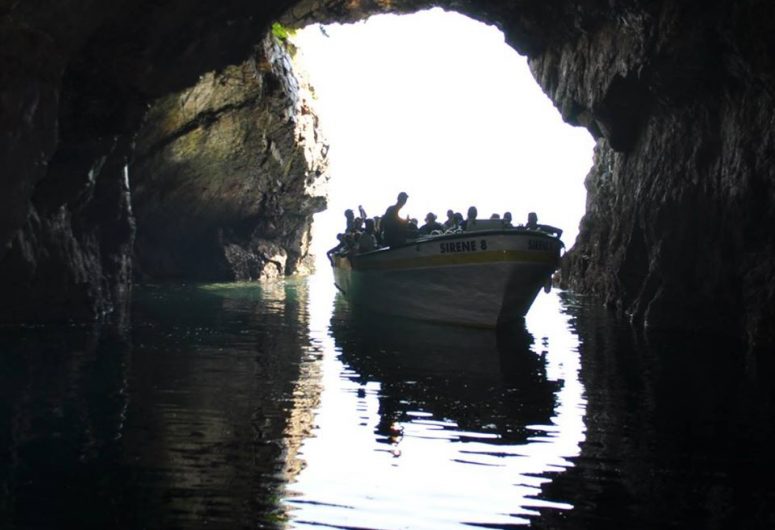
[381,191,410,247]
[490,213,501,220]
[344,209,355,232]
[372,215,383,245]
[461,206,478,230]
[453,212,464,229]
[327,233,348,263]
[443,209,456,230]
[419,212,444,235]
[358,219,378,252]
[525,212,563,238]
[503,211,513,228]
[407,218,420,239]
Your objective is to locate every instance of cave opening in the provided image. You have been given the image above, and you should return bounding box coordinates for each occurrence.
[288,9,595,261]
[3,3,775,528]
[4,1,767,346]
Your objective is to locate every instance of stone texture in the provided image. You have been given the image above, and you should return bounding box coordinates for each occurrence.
[0,136,135,324]
[532,1,775,351]
[131,35,327,281]
[0,0,301,322]
[0,0,774,351]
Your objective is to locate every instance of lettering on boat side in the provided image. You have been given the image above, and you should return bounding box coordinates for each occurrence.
[439,240,488,253]
[528,239,551,251]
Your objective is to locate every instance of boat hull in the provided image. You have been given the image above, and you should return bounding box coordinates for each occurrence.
[332,230,561,328]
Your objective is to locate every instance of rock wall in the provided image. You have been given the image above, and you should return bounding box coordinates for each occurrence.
[1,0,774,349]
[0,0,301,323]
[526,1,775,350]
[131,35,327,281]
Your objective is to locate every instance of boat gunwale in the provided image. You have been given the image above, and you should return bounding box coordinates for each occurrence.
[350,229,564,261]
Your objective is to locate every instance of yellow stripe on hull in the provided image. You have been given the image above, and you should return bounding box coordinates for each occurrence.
[332,230,562,327]
[355,249,557,271]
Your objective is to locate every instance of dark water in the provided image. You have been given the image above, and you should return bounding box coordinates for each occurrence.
[0,274,773,529]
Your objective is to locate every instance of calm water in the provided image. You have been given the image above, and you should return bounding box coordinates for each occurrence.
[1,272,774,529]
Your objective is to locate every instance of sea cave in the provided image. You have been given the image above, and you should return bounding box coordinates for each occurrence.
[2,0,773,351]
[1,0,775,527]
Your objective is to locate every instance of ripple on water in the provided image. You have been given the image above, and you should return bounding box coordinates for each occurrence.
[281,285,585,529]
[2,278,771,529]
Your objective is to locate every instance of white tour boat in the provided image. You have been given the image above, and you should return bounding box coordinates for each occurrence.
[331,222,563,327]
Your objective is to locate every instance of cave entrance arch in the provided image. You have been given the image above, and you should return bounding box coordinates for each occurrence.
[2,0,772,345]
[289,9,595,261]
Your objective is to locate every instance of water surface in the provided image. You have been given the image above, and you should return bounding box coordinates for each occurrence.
[284,278,585,529]
[0,273,773,529]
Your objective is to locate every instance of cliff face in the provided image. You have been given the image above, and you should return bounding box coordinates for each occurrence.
[0,0,773,349]
[0,0,304,322]
[131,36,327,281]
[527,2,775,350]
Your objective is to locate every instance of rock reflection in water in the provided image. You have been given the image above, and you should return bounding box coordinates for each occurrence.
[0,280,322,530]
[532,294,775,530]
[0,325,130,529]
[284,291,586,529]
[126,282,320,529]
[4,278,772,529]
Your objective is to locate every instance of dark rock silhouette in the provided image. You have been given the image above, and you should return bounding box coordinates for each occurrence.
[540,2,775,353]
[0,0,773,350]
[131,35,327,281]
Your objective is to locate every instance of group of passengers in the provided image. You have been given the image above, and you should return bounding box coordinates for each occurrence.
[328,191,562,258]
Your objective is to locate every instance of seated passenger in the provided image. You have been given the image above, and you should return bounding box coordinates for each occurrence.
[461,206,478,230]
[503,211,513,228]
[525,211,563,237]
[407,218,420,239]
[490,213,501,219]
[372,215,383,246]
[358,219,378,252]
[451,212,464,230]
[443,209,456,230]
[381,191,411,247]
[327,233,348,263]
[419,212,444,235]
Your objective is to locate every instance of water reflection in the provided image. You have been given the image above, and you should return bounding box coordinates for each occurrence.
[0,281,321,529]
[0,325,130,529]
[533,295,775,529]
[331,301,559,446]
[284,285,587,529]
[5,276,768,529]
[126,282,319,529]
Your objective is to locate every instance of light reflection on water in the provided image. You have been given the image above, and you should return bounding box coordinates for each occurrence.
[281,273,586,528]
[2,272,773,528]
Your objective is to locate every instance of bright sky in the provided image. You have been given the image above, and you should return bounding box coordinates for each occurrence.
[291,8,595,256]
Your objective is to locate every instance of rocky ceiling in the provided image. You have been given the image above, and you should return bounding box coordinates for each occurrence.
[0,0,773,352]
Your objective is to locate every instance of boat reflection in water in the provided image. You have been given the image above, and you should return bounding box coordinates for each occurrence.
[332,301,559,447]
[284,292,586,529]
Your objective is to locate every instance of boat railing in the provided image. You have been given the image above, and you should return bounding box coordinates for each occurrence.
[329,224,565,264]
